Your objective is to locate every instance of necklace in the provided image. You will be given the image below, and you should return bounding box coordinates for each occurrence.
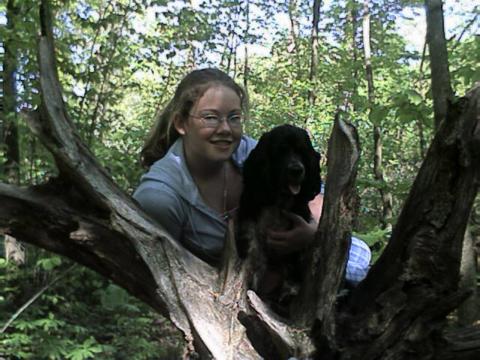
[221,163,240,221]
[222,163,228,220]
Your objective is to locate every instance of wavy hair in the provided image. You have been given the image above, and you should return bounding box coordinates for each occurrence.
[140,68,248,168]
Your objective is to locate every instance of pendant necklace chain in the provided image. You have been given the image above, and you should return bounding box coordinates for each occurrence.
[221,162,238,222]
[222,163,228,220]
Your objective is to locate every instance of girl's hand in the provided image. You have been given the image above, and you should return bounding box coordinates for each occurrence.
[266,212,318,255]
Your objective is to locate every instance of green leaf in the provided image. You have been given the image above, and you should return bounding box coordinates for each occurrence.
[369,106,389,124]
[406,89,423,105]
[36,256,62,271]
[100,284,130,310]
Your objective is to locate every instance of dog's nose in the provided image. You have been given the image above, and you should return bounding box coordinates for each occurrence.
[288,162,305,178]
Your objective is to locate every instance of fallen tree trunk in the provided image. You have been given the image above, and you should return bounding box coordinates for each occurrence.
[0,1,479,358]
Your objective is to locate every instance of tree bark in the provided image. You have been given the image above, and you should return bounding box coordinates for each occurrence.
[458,228,478,325]
[341,3,359,114]
[86,1,130,147]
[287,0,299,54]
[243,0,250,99]
[425,0,479,327]
[339,84,480,359]
[362,0,393,229]
[2,0,24,265]
[307,0,322,113]
[425,0,454,130]
[1,1,479,358]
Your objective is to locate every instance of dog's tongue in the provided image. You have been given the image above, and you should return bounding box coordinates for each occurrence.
[289,184,301,195]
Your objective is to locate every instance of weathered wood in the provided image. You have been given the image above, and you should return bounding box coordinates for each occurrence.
[336,84,480,359]
[438,324,480,360]
[458,227,479,325]
[292,114,360,357]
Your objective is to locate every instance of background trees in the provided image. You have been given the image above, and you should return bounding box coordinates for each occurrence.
[0,0,478,358]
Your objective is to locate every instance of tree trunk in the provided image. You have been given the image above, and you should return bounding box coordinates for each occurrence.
[341,3,359,114]
[243,0,250,99]
[362,0,393,229]
[86,2,130,147]
[458,227,478,326]
[1,1,480,358]
[2,0,24,265]
[425,0,479,327]
[416,37,428,159]
[186,0,196,70]
[307,0,322,114]
[287,0,299,54]
[425,0,454,130]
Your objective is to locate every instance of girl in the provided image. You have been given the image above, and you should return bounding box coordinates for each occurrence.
[134,68,257,264]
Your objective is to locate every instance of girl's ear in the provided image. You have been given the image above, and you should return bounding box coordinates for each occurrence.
[173,115,186,135]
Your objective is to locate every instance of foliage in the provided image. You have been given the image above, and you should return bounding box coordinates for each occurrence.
[0,254,182,359]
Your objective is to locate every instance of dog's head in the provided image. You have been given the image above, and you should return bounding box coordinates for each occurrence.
[240,124,321,220]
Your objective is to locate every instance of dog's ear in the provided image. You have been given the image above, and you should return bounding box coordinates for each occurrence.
[302,133,322,201]
[239,133,276,219]
[237,136,275,259]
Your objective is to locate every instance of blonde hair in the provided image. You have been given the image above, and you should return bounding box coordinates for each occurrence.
[140,68,248,168]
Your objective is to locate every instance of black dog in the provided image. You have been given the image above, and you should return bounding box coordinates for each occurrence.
[237,124,321,311]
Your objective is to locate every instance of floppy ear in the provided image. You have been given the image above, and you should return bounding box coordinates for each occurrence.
[237,134,275,258]
[239,132,277,221]
[301,132,322,201]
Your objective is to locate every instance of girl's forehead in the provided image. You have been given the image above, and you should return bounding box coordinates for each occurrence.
[194,85,241,110]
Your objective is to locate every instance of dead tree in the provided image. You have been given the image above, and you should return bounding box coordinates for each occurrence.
[1,1,480,358]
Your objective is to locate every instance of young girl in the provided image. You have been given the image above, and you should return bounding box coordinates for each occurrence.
[134,68,257,264]
[133,68,370,283]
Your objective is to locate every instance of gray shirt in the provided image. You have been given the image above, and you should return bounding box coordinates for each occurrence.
[133,136,258,264]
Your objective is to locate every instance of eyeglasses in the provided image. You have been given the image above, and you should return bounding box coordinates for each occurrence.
[189,112,244,128]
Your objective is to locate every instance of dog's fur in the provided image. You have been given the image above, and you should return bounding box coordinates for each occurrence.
[237,124,321,310]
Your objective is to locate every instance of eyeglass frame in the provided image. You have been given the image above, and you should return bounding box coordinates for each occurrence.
[188,111,244,128]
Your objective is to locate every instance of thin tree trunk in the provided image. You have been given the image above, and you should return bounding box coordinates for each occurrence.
[286,0,301,79]
[342,3,359,113]
[3,0,20,185]
[307,0,322,115]
[425,0,479,326]
[186,0,196,70]
[417,36,428,159]
[87,0,131,146]
[362,0,393,229]
[78,0,113,116]
[287,0,299,54]
[243,0,250,99]
[425,0,454,130]
[233,35,238,79]
[2,0,24,265]
[226,37,233,74]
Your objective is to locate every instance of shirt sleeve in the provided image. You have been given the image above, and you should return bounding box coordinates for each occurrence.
[133,182,184,241]
[345,236,371,285]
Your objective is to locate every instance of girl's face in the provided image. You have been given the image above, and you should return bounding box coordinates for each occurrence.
[175,85,243,166]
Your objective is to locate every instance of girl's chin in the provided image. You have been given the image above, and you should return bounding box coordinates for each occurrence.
[207,151,234,164]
